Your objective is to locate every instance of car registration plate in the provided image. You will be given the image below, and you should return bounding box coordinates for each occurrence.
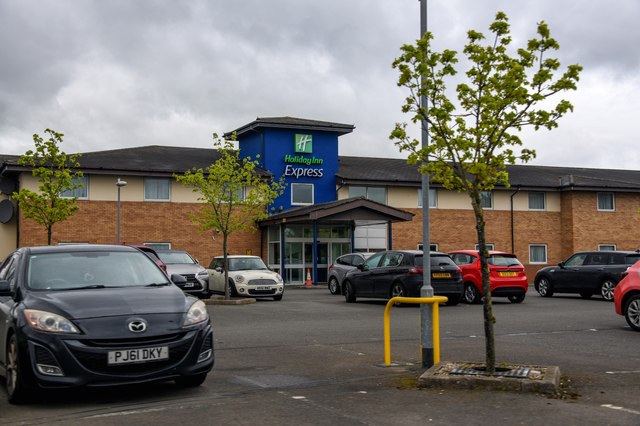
[432,272,451,278]
[255,286,272,290]
[108,346,169,365]
[499,272,517,277]
[183,282,195,288]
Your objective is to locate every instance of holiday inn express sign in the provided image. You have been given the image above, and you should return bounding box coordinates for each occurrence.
[284,134,324,178]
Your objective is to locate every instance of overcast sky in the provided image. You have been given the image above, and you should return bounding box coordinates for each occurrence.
[1,0,639,170]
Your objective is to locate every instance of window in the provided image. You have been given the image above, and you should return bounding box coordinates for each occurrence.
[60,176,88,199]
[599,244,616,251]
[474,243,495,251]
[349,186,387,204]
[417,243,439,252]
[528,192,546,210]
[144,178,170,201]
[480,191,493,209]
[144,242,171,250]
[417,188,437,208]
[597,192,615,211]
[291,183,313,205]
[529,244,547,264]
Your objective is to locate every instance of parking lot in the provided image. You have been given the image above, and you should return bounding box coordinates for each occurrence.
[1,286,639,425]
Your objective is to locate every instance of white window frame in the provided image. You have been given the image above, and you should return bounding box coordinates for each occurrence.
[291,183,314,206]
[60,175,88,199]
[144,178,171,201]
[480,191,493,209]
[529,244,548,264]
[598,244,616,251]
[417,188,437,208]
[144,242,171,250]
[474,243,495,251]
[597,192,615,211]
[528,191,546,211]
[417,243,439,252]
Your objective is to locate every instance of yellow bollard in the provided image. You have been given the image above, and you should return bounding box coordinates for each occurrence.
[383,296,448,366]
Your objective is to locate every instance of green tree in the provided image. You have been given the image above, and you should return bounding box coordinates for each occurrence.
[12,129,83,245]
[390,12,581,372]
[176,133,285,300]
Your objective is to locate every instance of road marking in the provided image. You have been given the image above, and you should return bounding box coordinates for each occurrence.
[605,370,640,375]
[601,404,640,415]
[86,407,167,418]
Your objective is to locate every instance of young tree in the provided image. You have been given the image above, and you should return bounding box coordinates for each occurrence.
[390,12,581,372]
[176,133,285,300]
[12,129,83,245]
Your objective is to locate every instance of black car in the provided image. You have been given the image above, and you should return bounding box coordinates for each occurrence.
[342,250,463,305]
[327,252,375,295]
[0,244,214,404]
[534,250,640,301]
[155,249,210,299]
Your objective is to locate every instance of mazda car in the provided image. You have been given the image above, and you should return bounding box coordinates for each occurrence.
[0,244,214,404]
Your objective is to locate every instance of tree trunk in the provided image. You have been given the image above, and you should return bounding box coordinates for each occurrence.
[223,233,230,300]
[47,225,52,245]
[471,191,496,373]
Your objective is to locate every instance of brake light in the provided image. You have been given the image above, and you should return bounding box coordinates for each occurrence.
[408,267,423,275]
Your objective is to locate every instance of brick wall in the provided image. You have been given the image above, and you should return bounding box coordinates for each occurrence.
[19,200,263,267]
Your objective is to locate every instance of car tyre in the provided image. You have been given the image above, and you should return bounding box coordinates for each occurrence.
[229,281,238,297]
[600,279,616,301]
[390,282,406,306]
[624,294,640,331]
[508,294,525,303]
[344,281,356,303]
[463,283,481,304]
[536,277,554,297]
[328,277,340,295]
[6,334,29,405]
[175,373,208,388]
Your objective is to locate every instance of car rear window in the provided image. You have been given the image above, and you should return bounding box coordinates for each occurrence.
[488,254,522,267]
[429,255,457,267]
[625,254,640,265]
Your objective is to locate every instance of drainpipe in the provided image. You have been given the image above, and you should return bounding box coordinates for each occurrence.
[510,186,521,253]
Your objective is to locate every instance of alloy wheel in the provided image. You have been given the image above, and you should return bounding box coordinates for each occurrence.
[600,280,616,301]
[625,296,640,331]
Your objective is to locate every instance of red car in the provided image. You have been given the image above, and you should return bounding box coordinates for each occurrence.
[449,250,528,304]
[614,261,640,331]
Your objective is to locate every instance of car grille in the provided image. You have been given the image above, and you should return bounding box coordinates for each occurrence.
[248,279,277,286]
[248,288,277,295]
[182,274,198,284]
[65,332,196,375]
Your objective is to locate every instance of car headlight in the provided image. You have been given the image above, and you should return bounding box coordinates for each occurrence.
[24,309,80,334]
[196,270,208,280]
[234,274,245,284]
[184,300,209,326]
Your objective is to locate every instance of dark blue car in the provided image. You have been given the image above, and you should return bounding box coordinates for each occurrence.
[0,244,214,404]
[342,250,463,305]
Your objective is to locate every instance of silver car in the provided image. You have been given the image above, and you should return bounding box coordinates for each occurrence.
[156,249,210,299]
[328,252,375,295]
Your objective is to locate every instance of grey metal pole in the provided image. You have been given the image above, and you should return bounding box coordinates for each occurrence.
[419,0,434,369]
[117,184,121,243]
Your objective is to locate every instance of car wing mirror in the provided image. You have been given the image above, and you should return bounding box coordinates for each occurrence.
[357,264,366,271]
[171,274,187,285]
[558,262,565,268]
[0,279,11,296]
[215,266,223,272]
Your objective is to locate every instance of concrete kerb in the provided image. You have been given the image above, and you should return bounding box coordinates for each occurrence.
[418,362,561,395]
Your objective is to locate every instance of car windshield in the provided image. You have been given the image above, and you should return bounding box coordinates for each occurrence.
[488,254,522,267]
[157,251,196,264]
[228,257,268,271]
[27,251,171,291]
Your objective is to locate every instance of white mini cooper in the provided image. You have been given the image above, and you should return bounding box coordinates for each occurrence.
[207,255,284,300]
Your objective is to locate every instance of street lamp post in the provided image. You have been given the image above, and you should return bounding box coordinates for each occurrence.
[116,178,127,243]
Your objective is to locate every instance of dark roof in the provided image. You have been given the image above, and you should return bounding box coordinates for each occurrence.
[3,145,640,192]
[337,156,640,192]
[258,197,414,226]
[227,116,355,138]
[1,145,270,178]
